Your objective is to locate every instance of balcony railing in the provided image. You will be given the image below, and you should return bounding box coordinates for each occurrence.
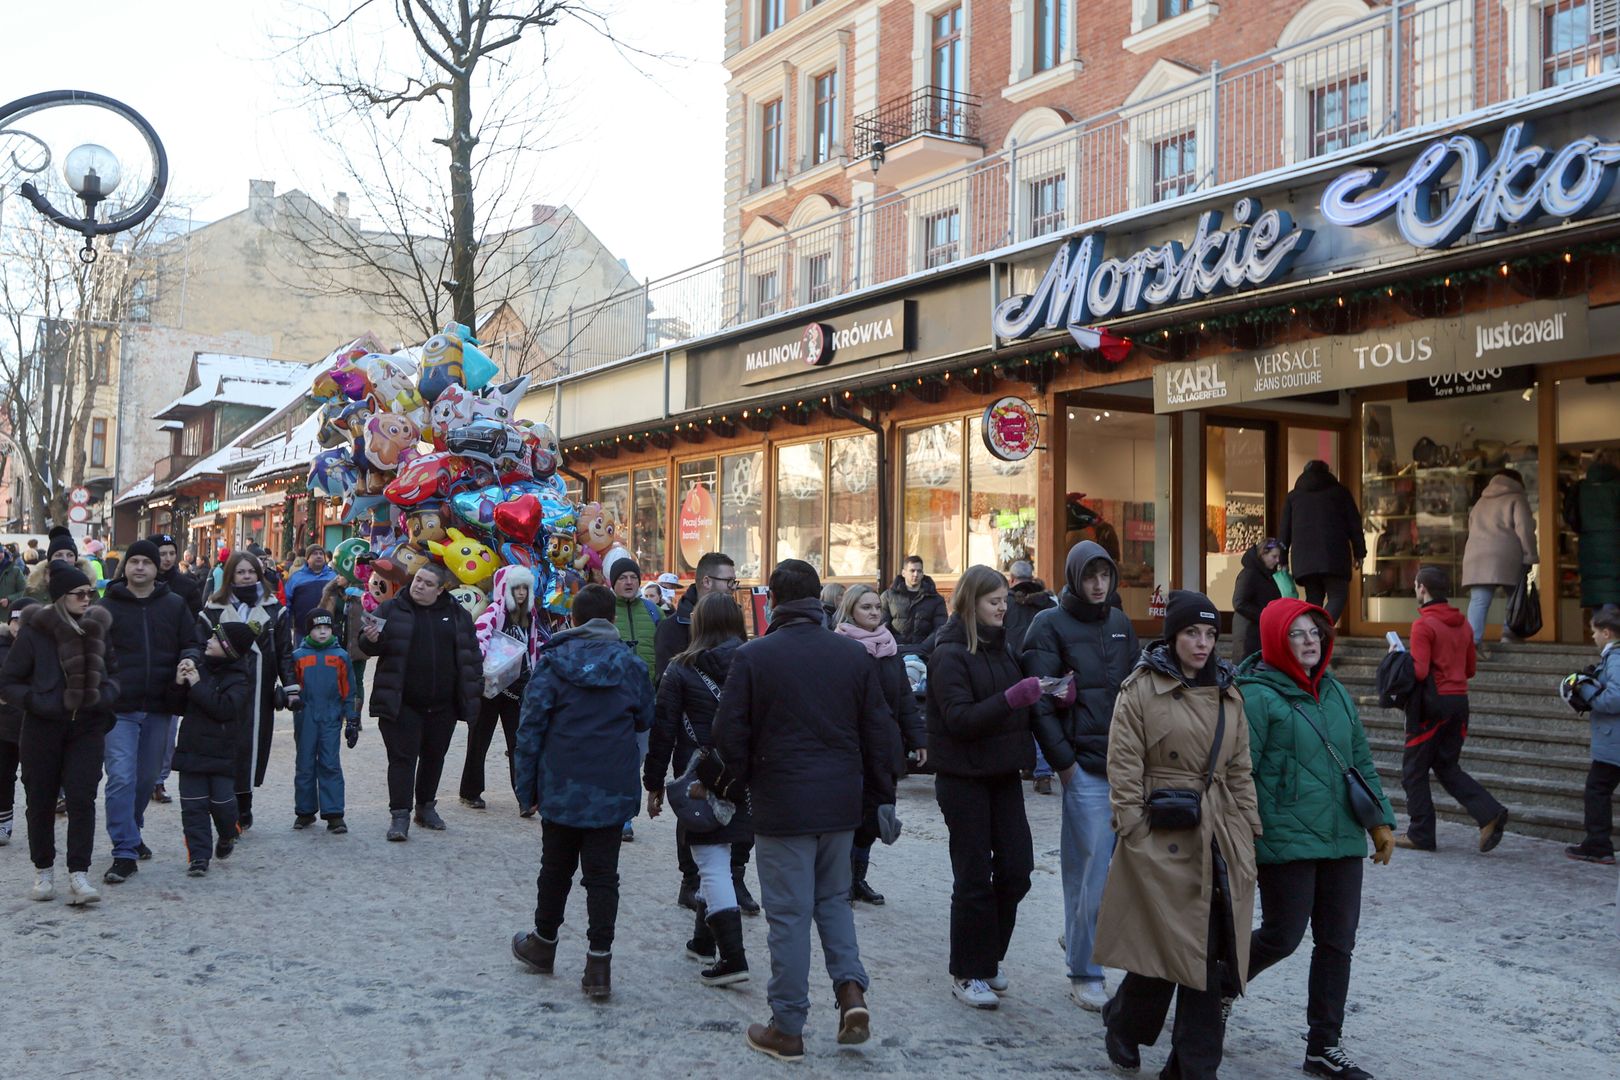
[537,0,1620,379]
[853,85,982,159]
[152,452,199,484]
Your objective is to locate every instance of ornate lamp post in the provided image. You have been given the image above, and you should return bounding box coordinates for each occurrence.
[1,89,169,262]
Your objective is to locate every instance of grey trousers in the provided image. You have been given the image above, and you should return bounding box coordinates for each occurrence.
[755,831,869,1037]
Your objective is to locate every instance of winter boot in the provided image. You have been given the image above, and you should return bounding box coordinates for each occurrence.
[387,811,411,841]
[835,980,871,1044]
[849,846,884,905]
[67,871,101,906]
[294,814,316,830]
[413,800,446,830]
[582,950,612,999]
[29,867,54,901]
[187,861,209,877]
[733,868,761,915]
[326,816,348,834]
[512,930,558,974]
[102,858,138,884]
[685,901,716,961]
[677,872,700,911]
[700,908,750,987]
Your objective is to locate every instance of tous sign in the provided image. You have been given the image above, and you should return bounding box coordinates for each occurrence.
[993,198,1311,347]
[1321,121,1620,249]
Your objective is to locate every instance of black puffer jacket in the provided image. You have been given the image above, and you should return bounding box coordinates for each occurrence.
[0,628,23,742]
[1280,461,1366,580]
[0,604,120,733]
[1231,546,1283,662]
[1002,579,1056,653]
[647,637,752,846]
[98,580,203,714]
[926,617,1035,778]
[171,656,252,776]
[1023,542,1140,776]
[158,566,204,615]
[881,574,947,651]
[356,590,481,724]
[652,585,698,682]
[200,588,295,790]
[707,598,897,837]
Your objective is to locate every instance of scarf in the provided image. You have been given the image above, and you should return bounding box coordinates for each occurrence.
[835,621,897,658]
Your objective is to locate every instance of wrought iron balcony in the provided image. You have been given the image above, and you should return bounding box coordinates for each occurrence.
[854,85,981,162]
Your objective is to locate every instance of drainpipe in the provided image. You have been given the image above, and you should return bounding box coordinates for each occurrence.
[829,397,889,584]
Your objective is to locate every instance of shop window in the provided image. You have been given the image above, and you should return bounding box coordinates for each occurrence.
[1065,407,1171,620]
[721,451,765,581]
[633,466,667,575]
[829,435,879,578]
[1205,423,1271,614]
[678,456,766,582]
[1554,378,1620,641]
[1309,73,1369,155]
[1360,393,1539,626]
[676,459,719,574]
[1151,130,1197,202]
[1543,1,1620,88]
[901,416,1041,579]
[968,428,1039,570]
[1029,174,1067,237]
[775,441,827,572]
[596,470,631,563]
[922,208,961,269]
[903,420,964,577]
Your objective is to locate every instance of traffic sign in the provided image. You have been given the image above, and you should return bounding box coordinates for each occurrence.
[67,505,91,524]
[68,486,91,507]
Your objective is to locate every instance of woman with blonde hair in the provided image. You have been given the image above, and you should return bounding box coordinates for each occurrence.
[832,582,927,905]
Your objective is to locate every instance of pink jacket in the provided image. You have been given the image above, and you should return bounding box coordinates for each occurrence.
[474,564,545,668]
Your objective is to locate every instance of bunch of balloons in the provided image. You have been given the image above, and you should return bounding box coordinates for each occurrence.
[306,326,628,629]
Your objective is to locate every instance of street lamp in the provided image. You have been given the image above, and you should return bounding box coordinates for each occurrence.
[2,89,168,262]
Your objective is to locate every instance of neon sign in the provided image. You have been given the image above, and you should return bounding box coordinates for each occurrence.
[993,198,1311,347]
[1321,122,1620,249]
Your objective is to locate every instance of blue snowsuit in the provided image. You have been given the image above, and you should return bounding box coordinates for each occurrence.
[291,635,361,818]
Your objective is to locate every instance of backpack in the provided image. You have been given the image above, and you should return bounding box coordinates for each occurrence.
[1376,649,1417,710]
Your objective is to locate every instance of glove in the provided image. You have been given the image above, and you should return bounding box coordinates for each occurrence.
[1370,825,1394,865]
[1056,676,1078,708]
[877,804,903,845]
[345,719,360,749]
[1004,677,1043,710]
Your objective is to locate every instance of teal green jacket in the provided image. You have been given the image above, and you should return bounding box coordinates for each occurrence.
[1236,657,1395,865]
[612,595,660,684]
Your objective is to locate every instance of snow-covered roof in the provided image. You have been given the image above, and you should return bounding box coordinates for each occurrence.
[245,410,326,483]
[154,353,308,420]
[115,472,156,506]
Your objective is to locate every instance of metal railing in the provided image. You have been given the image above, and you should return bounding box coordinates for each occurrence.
[539,0,1616,378]
[852,84,982,159]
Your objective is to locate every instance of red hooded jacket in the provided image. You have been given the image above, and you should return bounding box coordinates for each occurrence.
[1258,598,1336,699]
[1410,601,1475,695]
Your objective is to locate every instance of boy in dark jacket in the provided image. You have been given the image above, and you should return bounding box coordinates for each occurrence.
[174,622,257,875]
[880,556,947,654]
[0,598,37,845]
[510,584,655,1001]
[291,611,362,833]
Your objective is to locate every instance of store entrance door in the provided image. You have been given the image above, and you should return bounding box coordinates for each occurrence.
[1205,419,1275,616]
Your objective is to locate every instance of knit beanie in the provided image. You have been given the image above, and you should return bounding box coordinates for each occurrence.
[123,539,162,568]
[214,621,259,660]
[608,556,642,585]
[8,596,37,620]
[305,610,336,634]
[47,525,77,561]
[148,532,178,551]
[47,562,93,601]
[1162,589,1220,642]
[1415,565,1450,602]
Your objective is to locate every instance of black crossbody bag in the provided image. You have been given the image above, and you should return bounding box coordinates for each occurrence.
[1292,703,1386,832]
[1146,695,1225,831]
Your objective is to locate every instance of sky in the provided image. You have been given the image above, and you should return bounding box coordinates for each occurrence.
[3,0,727,285]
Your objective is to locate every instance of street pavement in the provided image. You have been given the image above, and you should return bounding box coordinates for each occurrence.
[3,705,1616,1078]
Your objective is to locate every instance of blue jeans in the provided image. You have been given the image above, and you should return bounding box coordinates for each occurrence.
[1032,738,1053,779]
[1467,585,1497,644]
[104,711,174,860]
[1060,766,1115,980]
[293,709,346,818]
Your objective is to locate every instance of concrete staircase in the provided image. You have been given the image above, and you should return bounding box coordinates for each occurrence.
[1330,636,1609,845]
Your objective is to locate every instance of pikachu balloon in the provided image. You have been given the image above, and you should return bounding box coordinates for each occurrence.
[429,526,501,587]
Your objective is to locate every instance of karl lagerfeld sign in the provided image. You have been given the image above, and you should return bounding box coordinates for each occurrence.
[739,300,911,385]
[993,198,1311,348]
[1152,298,1588,413]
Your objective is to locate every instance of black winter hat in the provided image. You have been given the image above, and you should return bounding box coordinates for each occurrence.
[123,539,162,569]
[47,562,93,601]
[147,533,178,552]
[305,610,336,633]
[1162,589,1220,642]
[214,621,259,660]
[608,556,642,585]
[47,525,77,561]
[8,596,38,620]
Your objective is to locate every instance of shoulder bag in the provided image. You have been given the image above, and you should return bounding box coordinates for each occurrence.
[663,667,738,833]
[1145,693,1225,831]
[1292,703,1385,831]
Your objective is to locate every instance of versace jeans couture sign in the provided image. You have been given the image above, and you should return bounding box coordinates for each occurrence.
[1153,299,1589,413]
[739,300,912,385]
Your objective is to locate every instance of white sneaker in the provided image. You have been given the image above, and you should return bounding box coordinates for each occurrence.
[952,977,999,1009]
[986,965,1009,993]
[1069,977,1108,1012]
[66,871,101,906]
[30,868,54,901]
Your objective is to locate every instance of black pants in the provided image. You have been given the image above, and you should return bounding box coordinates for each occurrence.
[20,719,103,873]
[461,695,520,802]
[1105,863,1235,1080]
[0,736,18,824]
[1401,694,1504,848]
[1298,574,1350,623]
[676,834,752,880]
[934,772,1033,980]
[1582,759,1620,855]
[178,771,238,864]
[377,703,458,813]
[535,820,622,952]
[1248,856,1363,1054]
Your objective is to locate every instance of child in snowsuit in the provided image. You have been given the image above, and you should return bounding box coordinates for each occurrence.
[174,622,256,875]
[291,610,361,833]
[0,598,38,845]
[1565,604,1620,864]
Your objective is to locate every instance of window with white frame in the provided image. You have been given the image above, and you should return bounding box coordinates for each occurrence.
[1029,174,1067,236]
[930,4,967,137]
[1034,0,1069,73]
[755,271,780,317]
[806,252,835,302]
[1160,0,1200,17]
[1151,131,1197,202]
[1123,59,1209,208]
[922,208,961,268]
[760,98,783,186]
[1276,2,1386,164]
[1542,0,1620,87]
[761,0,785,37]
[811,70,838,166]
[1125,0,1218,54]
[1309,73,1370,154]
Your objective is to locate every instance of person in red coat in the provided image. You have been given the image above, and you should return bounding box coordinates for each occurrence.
[1393,566,1509,853]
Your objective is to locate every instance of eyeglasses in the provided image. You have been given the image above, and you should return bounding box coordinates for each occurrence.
[705,575,740,591]
[1288,627,1325,642]
[66,588,95,600]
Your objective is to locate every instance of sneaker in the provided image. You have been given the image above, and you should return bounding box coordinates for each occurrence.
[67,871,101,906]
[293,814,316,830]
[459,795,487,809]
[1069,977,1108,1012]
[136,842,152,860]
[621,821,634,843]
[215,837,235,860]
[746,1019,805,1062]
[986,966,1009,993]
[1034,775,1054,795]
[1304,1044,1374,1079]
[102,858,138,884]
[413,801,446,831]
[327,817,348,834]
[1479,810,1509,853]
[952,977,999,1009]
[30,868,54,901]
[1474,642,1491,663]
[187,861,209,877]
[1392,834,1434,852]
[151,784,172,804]
[1565,843,1616,865]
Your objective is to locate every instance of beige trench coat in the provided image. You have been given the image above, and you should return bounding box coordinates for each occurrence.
[1093,664,1263,992]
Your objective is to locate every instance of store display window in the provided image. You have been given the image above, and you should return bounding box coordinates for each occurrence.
[720,451,765,581]
[1205,423,1270,613]
[1555,378,1620,641]
[633,467,667,575]
[902,420,965,576]
[773,435,878,580]
[1064,407,1170,620]
[900,415,1039,580]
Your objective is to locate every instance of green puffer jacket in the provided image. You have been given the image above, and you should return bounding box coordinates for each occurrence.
[612,594,660,683]
[1236,657,1395,865]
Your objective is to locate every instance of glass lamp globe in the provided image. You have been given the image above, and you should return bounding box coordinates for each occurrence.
[62,143,123,199]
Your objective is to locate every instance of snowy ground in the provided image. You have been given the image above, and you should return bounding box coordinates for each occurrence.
[3,706,1616,1079]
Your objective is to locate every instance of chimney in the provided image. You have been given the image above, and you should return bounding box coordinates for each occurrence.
[249,179,276,225]
[333,191,350,220]
[532,204,558,226]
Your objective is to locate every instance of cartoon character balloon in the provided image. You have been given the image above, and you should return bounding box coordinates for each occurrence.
[574,501,628,582]
[428,527,501,586]
[449,584,490,621]
[331,537,371,584]
[403,502,450,548]
[363,412,422,472]
[417,330,465,403]
[308,447,358,499]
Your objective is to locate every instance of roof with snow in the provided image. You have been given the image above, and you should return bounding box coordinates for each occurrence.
[115,472,156,506]
[154,354,309,420]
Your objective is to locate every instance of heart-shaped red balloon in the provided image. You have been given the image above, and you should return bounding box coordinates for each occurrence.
[493,493,542,545]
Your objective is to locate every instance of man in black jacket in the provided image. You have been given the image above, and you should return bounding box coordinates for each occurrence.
[880,555,946,654]
[707,559,897,1063]
[1002,561,1058,793]
[356,562,482,841]
[147,532,202,807]
[96,539,204,884]
[1022,540,1139,1012]
[1280,460,1366,623]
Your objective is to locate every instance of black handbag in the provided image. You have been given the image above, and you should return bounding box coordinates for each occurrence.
[1146,695,1225,831]
[1292,704,1386,832]
[1506,567,1542,639]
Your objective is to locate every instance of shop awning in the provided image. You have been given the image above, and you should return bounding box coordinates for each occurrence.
[215,496,263,514]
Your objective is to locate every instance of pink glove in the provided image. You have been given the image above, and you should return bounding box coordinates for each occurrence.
[1004,677,1042,710]
[1056,677,1078,708]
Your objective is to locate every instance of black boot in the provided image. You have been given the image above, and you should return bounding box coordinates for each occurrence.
[677,872,701,911]
[849,846,884,905]
[686,901,715,961]
[512,930,557,974]
[700,908,750,987]
[733,868,761,916]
